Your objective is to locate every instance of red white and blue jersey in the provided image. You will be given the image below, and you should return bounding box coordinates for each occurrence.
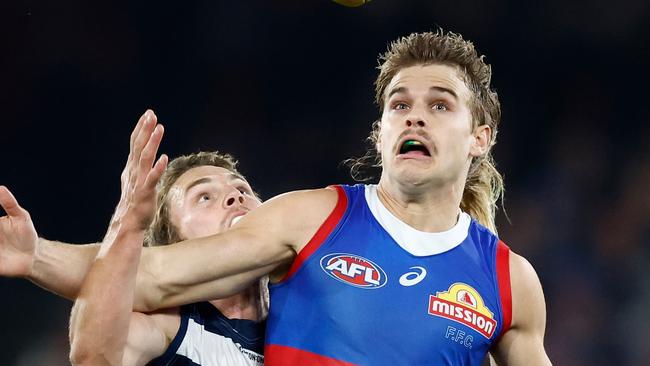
[265,184,512,366]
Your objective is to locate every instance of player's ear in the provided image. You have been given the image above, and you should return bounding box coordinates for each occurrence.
[470,124,491,157]
[374,120,383,152]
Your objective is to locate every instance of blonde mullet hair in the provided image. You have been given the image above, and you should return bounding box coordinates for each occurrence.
[462,153,504,234]
[351,30,505,233]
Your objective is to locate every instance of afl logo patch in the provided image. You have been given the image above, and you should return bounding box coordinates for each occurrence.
[320,253,387,289]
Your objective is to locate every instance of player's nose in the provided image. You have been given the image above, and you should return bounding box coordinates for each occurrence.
[404,114,426,128]
[223,188,245,208]
[404,106,427,128]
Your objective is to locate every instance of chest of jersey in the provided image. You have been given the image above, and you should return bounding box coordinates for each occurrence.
[149,302,265,366]
[267,185,506,366]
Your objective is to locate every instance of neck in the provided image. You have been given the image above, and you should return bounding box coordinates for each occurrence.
[376,175,464,232]
[209,285,261,321]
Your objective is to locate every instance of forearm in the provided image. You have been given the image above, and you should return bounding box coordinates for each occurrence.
[70,230,144,366]
[30,238,100,300]
[130,189,333,312]
[135,260,274,312]
[132,230,292,312]
[131,235,244,312]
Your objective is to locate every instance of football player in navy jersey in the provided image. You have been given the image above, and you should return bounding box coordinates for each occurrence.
[0,111,266,366]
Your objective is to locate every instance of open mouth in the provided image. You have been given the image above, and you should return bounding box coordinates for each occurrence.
[230,214,246,228]
[399,139,431,156]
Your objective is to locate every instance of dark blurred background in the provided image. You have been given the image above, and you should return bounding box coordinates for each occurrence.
[1,0,649,364]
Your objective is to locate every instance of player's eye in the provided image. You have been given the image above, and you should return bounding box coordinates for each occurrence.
[198,194,211,203]
[393,102,409,110]
[432,102,448,111]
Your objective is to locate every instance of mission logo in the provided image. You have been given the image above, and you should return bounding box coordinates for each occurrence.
[428,283,497,339]
[320,253,387,289]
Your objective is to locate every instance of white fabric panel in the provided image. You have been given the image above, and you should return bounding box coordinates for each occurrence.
[176,318,263,366]
[365,184,470,256]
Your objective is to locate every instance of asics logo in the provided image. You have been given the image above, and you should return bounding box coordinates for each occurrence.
[399,266,427,286]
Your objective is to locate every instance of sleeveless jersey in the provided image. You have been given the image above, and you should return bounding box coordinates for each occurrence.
[265,184,511,366]
[148,302,265,366]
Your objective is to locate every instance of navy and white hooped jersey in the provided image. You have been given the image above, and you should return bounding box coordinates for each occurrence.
[265,184,512,366]
[148,302,265,366]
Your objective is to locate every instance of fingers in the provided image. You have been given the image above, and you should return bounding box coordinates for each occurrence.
[144,154,168,191]
[131,111,158,166]
[122,110,158,189]
[0,186,26,219]
[129,110,150,153]
[137,124,165,185]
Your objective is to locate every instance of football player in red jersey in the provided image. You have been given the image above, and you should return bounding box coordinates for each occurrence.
[1,31,551,365]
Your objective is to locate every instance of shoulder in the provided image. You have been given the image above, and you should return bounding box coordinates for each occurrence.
[508,251,546,331]
[263,187,340,213]
[246,187,343,280]
[245,187,341,240]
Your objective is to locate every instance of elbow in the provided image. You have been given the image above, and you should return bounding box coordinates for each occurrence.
[69,340,99,366]
[69,322,98,366]
[68,304,86,365]
[69,335,118,366]
[69,353,112,366]
[69,346,89,366]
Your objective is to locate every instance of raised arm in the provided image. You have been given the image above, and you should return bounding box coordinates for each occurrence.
[491,252,552,365]
[69,228,148,365]
[69,121,168,366]
[133,187,338,312]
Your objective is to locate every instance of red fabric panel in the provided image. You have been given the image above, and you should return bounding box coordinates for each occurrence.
[280,185,348,282]
[265,344,357,366]
[496,240,512,338]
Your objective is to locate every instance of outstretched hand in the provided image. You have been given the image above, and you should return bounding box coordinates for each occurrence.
[0,186,38,277]
[69,110,167,366]
[105,110,168,241]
